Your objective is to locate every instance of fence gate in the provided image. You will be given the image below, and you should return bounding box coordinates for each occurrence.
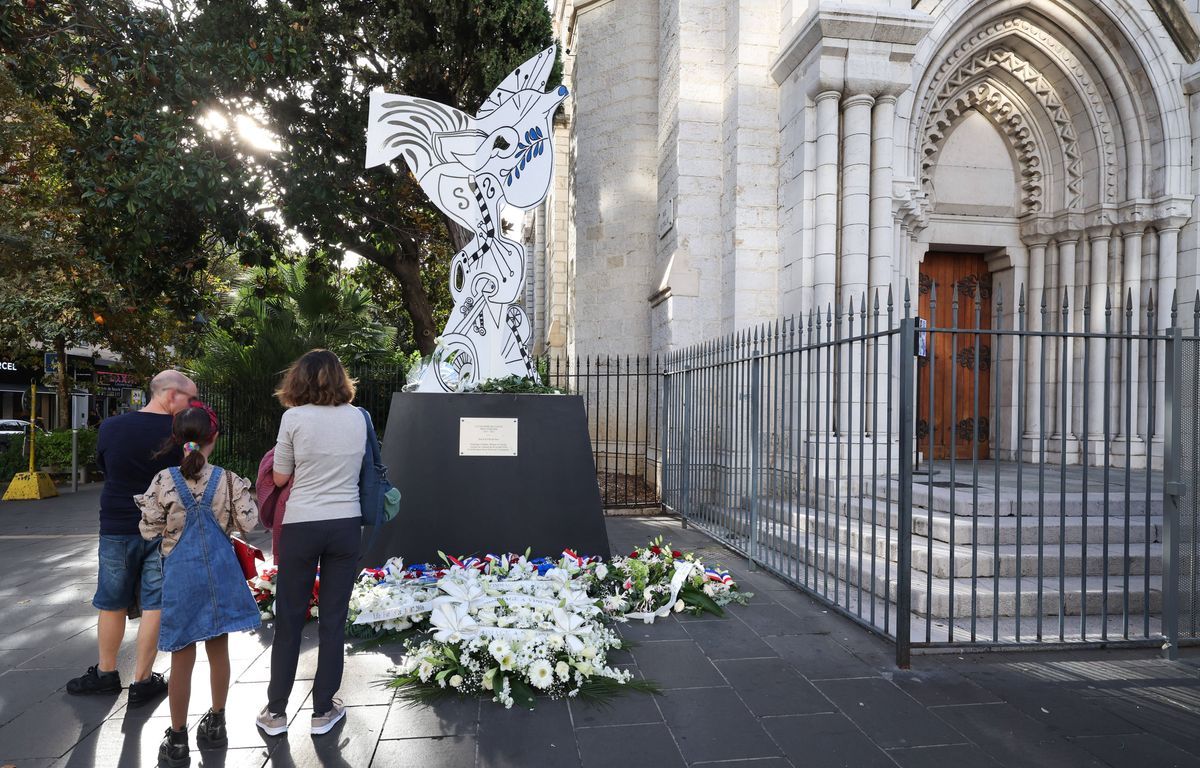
[661,284,1199,666]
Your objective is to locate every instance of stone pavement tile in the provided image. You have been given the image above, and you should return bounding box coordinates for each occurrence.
[714,658,835,717]
[764,634,879,681]
[0,686,124,760]
[763,712,895,768]
[6,760,55,768]
[730,602,817,637]
[682,617,776,660]
[372,734,476,768]
[930,703,1107,768]
[618,616,690,642]
[890,665,1004,707]
[476,698,578,767]
[886,743,1003,768]
[656,686,781,764]
[0,668,70,726]
[214,681,308,749]
[1069,733,1200,768]
[1081,687,1200,759]
[961,665,1143,738]
[577,723,684,768]
[569,685,663,728]
[52,713,174,768]
[262,704,387,767]
[766,591,844,634]
[813,677,966,750]
[192,747,271,768]
[238,644,320,684]
[630,640,724,689]
[692,760,791,768]
[17,623,136,673]
[382,695,480,739]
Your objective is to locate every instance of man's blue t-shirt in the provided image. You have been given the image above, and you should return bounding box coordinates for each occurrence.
[97,411,182,536]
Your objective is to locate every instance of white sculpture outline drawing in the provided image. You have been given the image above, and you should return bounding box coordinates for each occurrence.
[365,45,568,392]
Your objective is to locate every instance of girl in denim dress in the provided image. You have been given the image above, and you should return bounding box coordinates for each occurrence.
[137,403,260,767]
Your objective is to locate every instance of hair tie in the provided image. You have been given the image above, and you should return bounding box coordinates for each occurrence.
[183,441,200,455]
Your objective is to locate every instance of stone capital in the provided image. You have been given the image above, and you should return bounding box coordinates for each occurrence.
[1117,200,1153,234]
[1018,214,1056,245]
[1050,212,1086,240]
[1084,206,1118,238]
[772,5,933,88]
[1151,194,1194,231]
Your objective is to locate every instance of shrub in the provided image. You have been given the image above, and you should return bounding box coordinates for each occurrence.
[34,428,98,471]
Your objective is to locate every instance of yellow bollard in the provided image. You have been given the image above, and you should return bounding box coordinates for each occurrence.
[3,383,58,501]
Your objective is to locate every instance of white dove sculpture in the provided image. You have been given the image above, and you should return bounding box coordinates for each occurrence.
[365,46,568,391]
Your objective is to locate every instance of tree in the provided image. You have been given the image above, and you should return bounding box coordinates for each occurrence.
[0,0,282,371]
[192,255,398,476]
[189,0,559,355]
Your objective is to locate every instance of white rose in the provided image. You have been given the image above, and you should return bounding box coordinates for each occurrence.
[555,661,570,681]
[482,670,495,691]
[673,599,685,613]
[580,645,597,660]
[449,674,463,688]
[594,564,609,581]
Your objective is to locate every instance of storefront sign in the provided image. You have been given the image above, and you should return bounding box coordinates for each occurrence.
[0,361,16,372]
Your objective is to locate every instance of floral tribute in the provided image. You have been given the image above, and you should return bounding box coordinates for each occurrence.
[248,567,319,621]
[341,538,751,709]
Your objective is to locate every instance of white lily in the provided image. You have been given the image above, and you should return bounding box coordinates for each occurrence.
[433,578,498,613]
[429,601,478,643]
[552,607,589,654]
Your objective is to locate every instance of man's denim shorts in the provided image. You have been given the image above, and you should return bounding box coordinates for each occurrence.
[92,534,163,611]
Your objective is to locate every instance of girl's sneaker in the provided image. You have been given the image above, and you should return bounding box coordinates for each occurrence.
[255,705,288,736]
[197,708,227,747]
[158,726,188,767]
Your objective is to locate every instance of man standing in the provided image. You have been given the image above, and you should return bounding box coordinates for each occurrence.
[66,370,198,705]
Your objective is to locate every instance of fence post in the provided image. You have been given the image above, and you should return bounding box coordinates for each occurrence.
[660,364,673,520]
[896,318,916,669]
[749,339,763,571]
[681,368,693,527]
[1163,327,1183,660]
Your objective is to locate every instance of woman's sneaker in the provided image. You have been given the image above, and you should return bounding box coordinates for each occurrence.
[129,672,169,707]
[66,665,121,696]
[310,699,346,735]
[255,705,288,736]
[158,726,188,768]
[197,708,227,747]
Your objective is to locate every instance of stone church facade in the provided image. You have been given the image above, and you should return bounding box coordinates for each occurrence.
[525,0,1200,463]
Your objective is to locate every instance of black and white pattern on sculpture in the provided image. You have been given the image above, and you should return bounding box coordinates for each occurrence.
[365,46,566,391]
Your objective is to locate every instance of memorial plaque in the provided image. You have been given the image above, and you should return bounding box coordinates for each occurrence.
[459,417,519,456]
[362,393,611,566]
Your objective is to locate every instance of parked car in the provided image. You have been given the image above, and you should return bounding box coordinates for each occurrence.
[0,420,49,452]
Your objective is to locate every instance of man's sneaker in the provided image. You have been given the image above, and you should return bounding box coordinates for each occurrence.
[158,726,189,768]
[310,699,346,735]
[129,672,168,707]
[255,705,288,736]
[65,665,121,696]
[197,708,227,747]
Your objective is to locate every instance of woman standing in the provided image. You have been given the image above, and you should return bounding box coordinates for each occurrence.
[256,350,365,736]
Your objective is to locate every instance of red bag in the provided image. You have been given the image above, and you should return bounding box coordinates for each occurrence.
[232,536,264,580]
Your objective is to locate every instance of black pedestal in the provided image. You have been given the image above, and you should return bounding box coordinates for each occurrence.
[361,392,610,566]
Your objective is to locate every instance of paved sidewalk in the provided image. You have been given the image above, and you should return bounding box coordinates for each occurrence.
[1,488,1199,767]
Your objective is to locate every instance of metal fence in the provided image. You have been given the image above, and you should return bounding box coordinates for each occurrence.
[198,357,666,510]
[545,355,662,509]
[661,283,1198,665]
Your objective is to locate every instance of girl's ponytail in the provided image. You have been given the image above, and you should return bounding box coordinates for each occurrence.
[180,440,207,481]
[171,406,218,480]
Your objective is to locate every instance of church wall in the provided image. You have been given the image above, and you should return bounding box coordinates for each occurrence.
[650,0,727,355]
[720,1,782,331]
[563,0,660,359]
